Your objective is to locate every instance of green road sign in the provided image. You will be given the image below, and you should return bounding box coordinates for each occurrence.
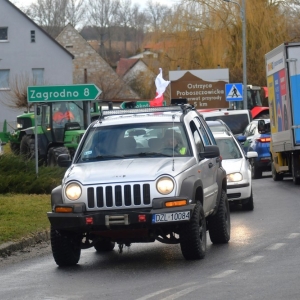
[120,101,166,109]
[27,84,102,103]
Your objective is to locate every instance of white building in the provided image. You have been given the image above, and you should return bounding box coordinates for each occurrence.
[0,0,73,127]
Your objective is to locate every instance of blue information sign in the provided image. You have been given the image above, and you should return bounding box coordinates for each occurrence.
[225,83,243,101]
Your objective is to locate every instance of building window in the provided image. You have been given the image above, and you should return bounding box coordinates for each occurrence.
[32,68,44,85]
[0,70,10,89]
[0,28,8,41]
[31,30,35,43]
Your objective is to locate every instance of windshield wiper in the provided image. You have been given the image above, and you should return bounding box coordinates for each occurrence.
[82,155,125,161]
[124,152,172,157]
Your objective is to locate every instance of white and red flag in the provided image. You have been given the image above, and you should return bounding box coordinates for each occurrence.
[149,68,170,107]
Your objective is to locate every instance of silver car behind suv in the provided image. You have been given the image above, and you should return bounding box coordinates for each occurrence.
[48,104,230,266]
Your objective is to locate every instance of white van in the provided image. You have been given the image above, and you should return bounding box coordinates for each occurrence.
[199,109,252,136]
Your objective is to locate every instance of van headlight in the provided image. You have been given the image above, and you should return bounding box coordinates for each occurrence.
[65,183,82,200]
[227,172,243,182]
[157,177,174,195]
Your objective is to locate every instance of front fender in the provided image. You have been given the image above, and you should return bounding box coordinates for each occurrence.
[178,176,203,205]
[51,185,63,208]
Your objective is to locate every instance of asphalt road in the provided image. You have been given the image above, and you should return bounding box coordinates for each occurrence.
[1,172,300,300]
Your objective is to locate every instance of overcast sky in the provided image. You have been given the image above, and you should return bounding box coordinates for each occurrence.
[12,0,178,10]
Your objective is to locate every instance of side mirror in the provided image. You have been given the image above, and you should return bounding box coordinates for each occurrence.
[236,135,246,143]
[57,154,72,168]
[36,106,41,115]
[258,120,265,133]
[201,145,220,159]
[246,151,258,159]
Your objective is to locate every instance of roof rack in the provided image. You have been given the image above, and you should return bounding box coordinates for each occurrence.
[100,104,194,119]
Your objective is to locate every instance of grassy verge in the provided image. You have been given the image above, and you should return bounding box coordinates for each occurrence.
[0,144,67,245]
[0,193,51,245]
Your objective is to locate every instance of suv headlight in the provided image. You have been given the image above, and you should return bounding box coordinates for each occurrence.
[156,177,174,195]
[227,172,243,182]
[65,183,82,200]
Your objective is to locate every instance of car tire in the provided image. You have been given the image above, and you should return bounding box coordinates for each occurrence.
[94,239,115,252]
[251,159,262,179]
[242,189,254,211]
[271,161,283,181]
[180,201,206,260]
[50,227,82,266]
[208,190,231,244]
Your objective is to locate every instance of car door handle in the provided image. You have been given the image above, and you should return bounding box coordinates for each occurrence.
[209,162,214,168]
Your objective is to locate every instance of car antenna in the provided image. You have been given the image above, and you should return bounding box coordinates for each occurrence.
[172,115,175,171]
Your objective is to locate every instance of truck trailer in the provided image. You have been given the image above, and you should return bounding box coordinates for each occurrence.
[265,42,300,184]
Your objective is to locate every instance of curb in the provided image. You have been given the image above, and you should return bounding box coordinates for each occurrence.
[0,230,50,257]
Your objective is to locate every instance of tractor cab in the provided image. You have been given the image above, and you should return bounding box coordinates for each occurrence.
[38,101,90,163]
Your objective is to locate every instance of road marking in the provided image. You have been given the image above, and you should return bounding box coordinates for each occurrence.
[210,270,236,278]
[135,282,196,300]
[161,282,218,300]
[286,233,300,239]
[267,243,286,250]
[243,255,264,263]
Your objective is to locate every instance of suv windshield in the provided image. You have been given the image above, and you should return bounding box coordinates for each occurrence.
[77,122,192,162]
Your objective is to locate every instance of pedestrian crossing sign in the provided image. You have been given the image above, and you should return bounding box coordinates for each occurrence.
[225,83,243,101]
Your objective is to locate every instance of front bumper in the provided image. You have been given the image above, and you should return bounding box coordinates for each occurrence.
[47,201,196,231]
[227,182,251,201]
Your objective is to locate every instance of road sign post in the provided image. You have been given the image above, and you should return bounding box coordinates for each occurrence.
[27,84,101,102]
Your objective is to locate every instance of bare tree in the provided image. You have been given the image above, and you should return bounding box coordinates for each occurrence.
[1,72,39,111]
[87,0,120,59]
[130,4,148,52]
[66,0,87,29]
[26,0,86,37]
[145,0,171,33]
[28,0,68,37]
[91,70,138,100]
[116,0,135,57]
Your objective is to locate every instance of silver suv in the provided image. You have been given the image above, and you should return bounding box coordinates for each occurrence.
[48,104,230,266]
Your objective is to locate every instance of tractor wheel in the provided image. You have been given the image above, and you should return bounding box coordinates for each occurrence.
[47,146,70,167]
[10,142,20,155]
[20,135,35,160]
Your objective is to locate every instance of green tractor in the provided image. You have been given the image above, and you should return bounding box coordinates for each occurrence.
[0,112,38,155]
[18,100,91,166]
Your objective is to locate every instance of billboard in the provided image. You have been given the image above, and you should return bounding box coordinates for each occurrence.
[169,68,229,109]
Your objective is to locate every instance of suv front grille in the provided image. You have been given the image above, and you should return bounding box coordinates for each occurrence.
[87,184,151,209]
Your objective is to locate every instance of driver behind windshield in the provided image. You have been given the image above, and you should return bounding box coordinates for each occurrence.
[53,103,75,124]
[163,129,187,155]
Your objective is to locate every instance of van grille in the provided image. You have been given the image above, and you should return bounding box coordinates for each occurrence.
[87,184,151,209]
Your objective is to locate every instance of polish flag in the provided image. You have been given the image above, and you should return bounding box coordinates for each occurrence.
[149,68,170,107]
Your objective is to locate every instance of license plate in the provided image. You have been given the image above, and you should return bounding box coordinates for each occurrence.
[152,211,190,223]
